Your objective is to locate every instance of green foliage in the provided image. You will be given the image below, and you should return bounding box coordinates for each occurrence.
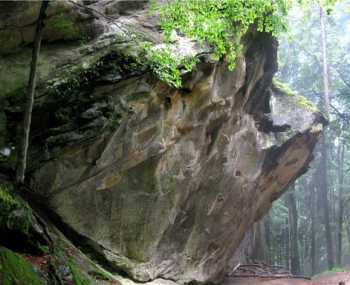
[0,184,32,234]
[143,43,199,87]
[145,0,291,87]
[143,44,182,88]
[145,0,339,88]
[0,246,44,285]
[156,0,289,59]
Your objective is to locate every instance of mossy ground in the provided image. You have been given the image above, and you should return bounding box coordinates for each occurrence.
[313,266,347,278]
[0,246,44,285]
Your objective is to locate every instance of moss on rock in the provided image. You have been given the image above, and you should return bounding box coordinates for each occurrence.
[272,78,318,112]
[69,260,92,285]
[0,184,32,235]
[0,29,23,54]
[46,13,81,40]
[46,47,145,100]
[0,246,44,285]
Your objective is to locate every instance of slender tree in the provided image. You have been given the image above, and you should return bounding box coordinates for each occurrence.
[264,215,272,264]
[16,1,49,184]
[251,221,268,262]
[284,216,290,269]
[310,178,318,275]
[346,215,350,258]
[336,141,345,266]
[318,6,335,269]
[287,186,301,275]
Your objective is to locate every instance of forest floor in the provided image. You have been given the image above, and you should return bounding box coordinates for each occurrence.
[226,269,350,285]
[312,270,350,284]
[226,271,350,284]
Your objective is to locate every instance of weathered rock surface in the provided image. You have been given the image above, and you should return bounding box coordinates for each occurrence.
[0,1,325,284]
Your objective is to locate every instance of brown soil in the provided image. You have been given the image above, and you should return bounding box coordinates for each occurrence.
[225,272,350,285]
[312,271,350,285]
[225,277,312,285]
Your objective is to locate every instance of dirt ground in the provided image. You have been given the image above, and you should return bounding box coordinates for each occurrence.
[225,277,312,285]
[225,271,350,285]
[312,271,350,284]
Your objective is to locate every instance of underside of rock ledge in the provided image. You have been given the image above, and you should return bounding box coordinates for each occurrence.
[0,1,325,285]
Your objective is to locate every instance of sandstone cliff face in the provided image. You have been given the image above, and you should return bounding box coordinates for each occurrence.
[0,1,324,284]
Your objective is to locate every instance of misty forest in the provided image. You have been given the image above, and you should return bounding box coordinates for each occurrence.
[1,0,350,285]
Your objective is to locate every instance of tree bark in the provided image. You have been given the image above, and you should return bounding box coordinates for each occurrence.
[286,217,291,269]
[318,140,335,269]
[251,221,268,262]
[16,1,49,184]
[336,142,345,266]
[320,8,330,114]
[319,6,335,269]
[287,187,301,275]
[264,215,272,264]
[346,215,350,258]
[311,178,317,275]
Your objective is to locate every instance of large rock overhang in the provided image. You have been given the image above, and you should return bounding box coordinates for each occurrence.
[0,2,325,284]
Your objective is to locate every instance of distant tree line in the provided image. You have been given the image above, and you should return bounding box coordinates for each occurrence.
[252,0,350,275]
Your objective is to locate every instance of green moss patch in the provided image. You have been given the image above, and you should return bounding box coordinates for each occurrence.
[0,184,32,234]
[272,78,318,112]
[0,246,44,285]
[272,78,296,97]
[47,13,81,40]
[47,48,145,100]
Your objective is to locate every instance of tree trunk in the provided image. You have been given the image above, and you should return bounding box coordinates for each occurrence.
[283,216,290,269]
[251,221,268,262]
[16,1,49,184]
[311,178,317,275]
[320,8,330,113]
[287,187,301,275]
[264,215,272,264]
[318,141,335,269]
[346,215,350,258]
[319,6,335,270]
[337,142,345,266]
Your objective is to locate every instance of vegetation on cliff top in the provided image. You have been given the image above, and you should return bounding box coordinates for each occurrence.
[146,0,338,87]
[148,0,289,87]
